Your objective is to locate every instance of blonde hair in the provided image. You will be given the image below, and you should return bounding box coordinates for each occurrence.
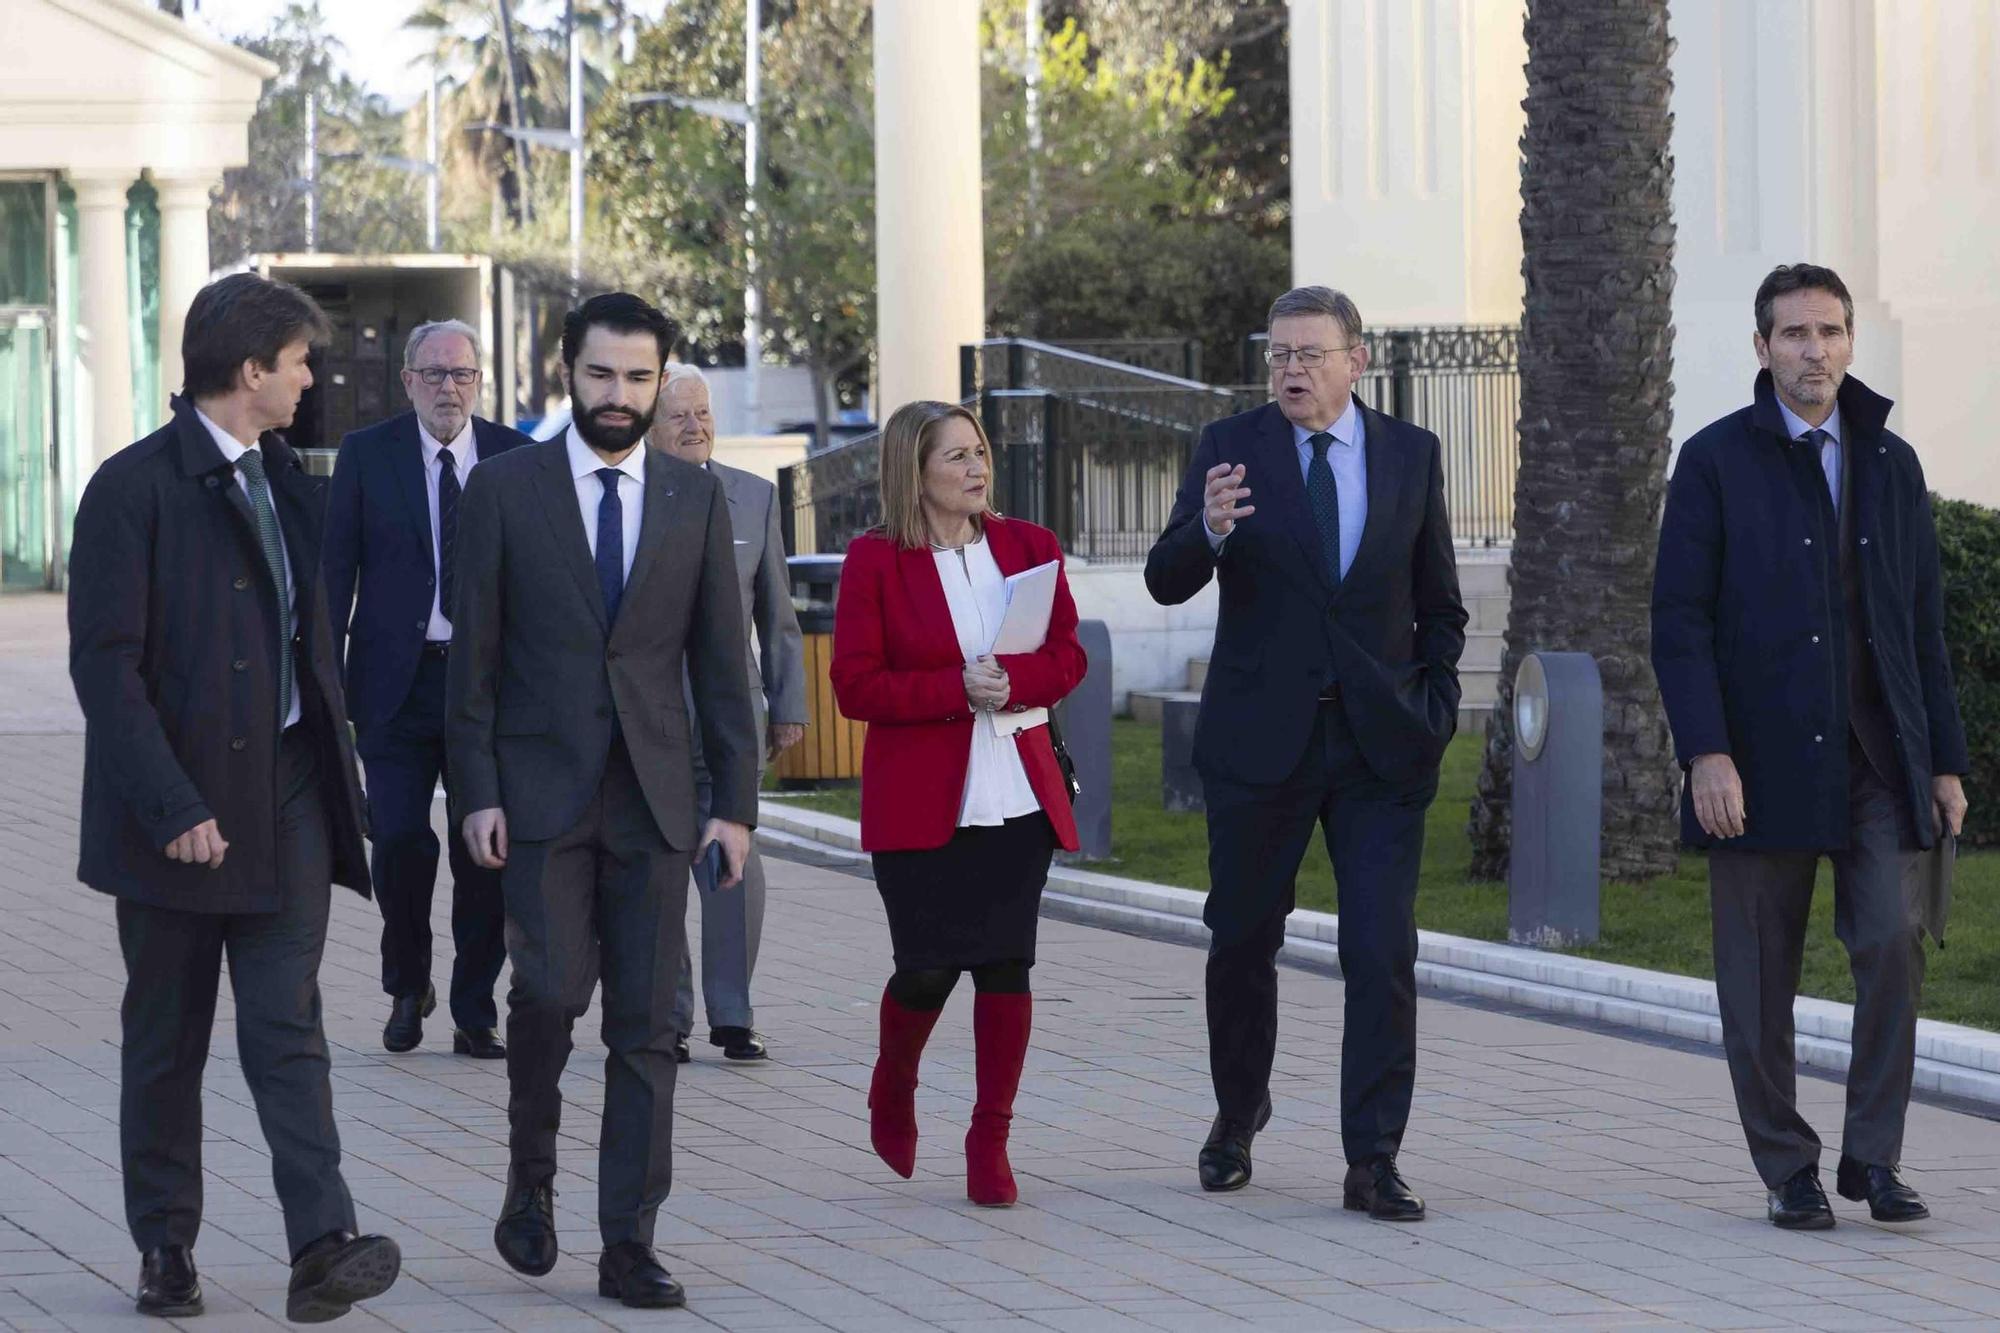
[878,400,998,549]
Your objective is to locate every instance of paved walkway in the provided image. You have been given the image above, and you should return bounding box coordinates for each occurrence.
[6,590,2000,1331]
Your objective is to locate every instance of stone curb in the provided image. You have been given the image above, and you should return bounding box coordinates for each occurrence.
[759,797,2000,1110]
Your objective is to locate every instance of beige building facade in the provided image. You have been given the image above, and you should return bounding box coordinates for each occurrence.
[1289,0,1996,507]
[0,0,271,589]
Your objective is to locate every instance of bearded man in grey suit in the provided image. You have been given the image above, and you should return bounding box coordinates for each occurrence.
[447,294,759,1311]
[650,364,807,1063]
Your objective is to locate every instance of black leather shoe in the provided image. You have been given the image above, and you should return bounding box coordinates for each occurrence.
[382,984,435,1053]
[494,1170,558,1276]
[710,1026,768,1061]
[1768,1165,1837,1229]
[1836,1154,1929,1222]
[286,1230,400,1323]
[1343,1155,1426,1221]
[674,1033,691,1063]
[598,1240,686,1308]
[452,1027,506,1059]
[136,1244,201,1317]
[1197,1096,1272,1192]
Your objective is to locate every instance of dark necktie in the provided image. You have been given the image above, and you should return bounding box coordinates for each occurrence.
[1804,427,1839,518]
[436,446,460,625]
[234,448,294,725]
[1306,430,1343,584]
[595,467,625,625]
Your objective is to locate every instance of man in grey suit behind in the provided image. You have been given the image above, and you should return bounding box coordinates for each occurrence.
[651,364,808,1063]
[446,294,760,1311]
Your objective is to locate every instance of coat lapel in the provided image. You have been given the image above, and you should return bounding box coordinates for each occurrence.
[616,450,682,619]
[390,413,432,553]
[897,539,966,664]
[1251,404,1335,596]
[534,438,609,632]
[263,436,323,585]
[1341,400,1401,594]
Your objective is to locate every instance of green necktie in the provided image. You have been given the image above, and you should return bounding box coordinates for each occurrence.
[234,448,294,727]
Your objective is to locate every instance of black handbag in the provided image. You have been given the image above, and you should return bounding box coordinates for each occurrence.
[1047,708,1080,806]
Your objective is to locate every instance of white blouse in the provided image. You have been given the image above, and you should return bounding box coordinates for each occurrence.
[933,537,1042,827]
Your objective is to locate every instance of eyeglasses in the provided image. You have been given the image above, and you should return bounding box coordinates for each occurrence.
[1264,345,1357,368]
[413,367,480,387]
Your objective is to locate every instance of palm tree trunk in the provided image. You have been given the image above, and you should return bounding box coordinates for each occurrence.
[495,0,535,225]
[1467,0,1681,883]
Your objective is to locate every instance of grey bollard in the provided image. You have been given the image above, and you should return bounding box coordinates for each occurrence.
[1161,697,1204,813]
[1062,619,1113,859]
[1508,651,1603,946]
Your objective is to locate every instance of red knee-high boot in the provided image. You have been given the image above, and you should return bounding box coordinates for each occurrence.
[966,992,1032,1207]
[869,989,945,1178]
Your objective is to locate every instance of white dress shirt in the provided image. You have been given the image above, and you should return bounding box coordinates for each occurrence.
[566,425,645,580]
[1777,398,1844,516]
[419,418,477,640]
[1207,397,1369,579]
[196,407,301,729]
[933,537,1041,827]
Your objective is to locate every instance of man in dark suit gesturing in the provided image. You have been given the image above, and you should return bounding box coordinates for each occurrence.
[323,319,531,1059]
[447,293,759,1310]
[1146,286,1467,1220]
[68,273,401,1322]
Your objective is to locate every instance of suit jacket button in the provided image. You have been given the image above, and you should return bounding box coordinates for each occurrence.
[233,576,250,590]
[230,737,247,751]
[233,659,248,672]
[415,620,426,630]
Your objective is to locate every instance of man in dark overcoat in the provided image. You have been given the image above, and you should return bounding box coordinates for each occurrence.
[1653,262,1970,1230]
[68,272,401,1320]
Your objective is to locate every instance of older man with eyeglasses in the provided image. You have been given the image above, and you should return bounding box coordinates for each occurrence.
[323,319,534,1059]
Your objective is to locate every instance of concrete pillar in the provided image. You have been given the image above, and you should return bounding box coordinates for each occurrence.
[72,173,136,470]
[1287,0,1527,324]
[1669,0,1898,457]
[154,175,217,413]
[873,0,983,415]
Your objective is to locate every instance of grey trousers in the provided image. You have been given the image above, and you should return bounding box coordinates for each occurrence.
[116,728,358,1259]
[501,736,690,1247]
[671,708,766,1036]
[1710,743,1925,1189]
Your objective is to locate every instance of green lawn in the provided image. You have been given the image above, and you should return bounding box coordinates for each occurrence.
[766,720,2000,1030]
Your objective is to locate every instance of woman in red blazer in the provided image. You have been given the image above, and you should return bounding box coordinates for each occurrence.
[831,400,1086,1207]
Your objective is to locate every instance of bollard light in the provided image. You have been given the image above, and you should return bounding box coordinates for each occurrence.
[1508,651,1602,946]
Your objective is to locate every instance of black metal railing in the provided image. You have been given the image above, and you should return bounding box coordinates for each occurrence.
[783,329,1520,559]
[1051,338,1202,382]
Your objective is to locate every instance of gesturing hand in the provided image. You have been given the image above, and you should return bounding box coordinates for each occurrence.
[1203,462,1255,537]
[1690,753,1746,840]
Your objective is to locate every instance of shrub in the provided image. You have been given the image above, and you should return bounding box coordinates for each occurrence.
[1936,495,2000,846]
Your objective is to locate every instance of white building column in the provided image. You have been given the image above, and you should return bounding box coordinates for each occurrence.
[873,0,983,414]
[1288,0,1526,324]
[154,175,217,413]
[71,172,136,469]
[1668,0,1897,456]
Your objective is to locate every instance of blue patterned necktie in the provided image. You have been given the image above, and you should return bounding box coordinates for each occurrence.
[234,448,294,725]
[436,446,460,624]
[595,467,625,625]
[1306,430,1343,584]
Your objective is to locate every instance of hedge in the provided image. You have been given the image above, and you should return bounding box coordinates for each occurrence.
[1936,495,2000,846]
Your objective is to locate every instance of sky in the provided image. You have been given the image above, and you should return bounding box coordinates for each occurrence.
[186,0,672,109]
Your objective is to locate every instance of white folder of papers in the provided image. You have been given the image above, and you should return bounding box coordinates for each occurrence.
[984,560,1059,737]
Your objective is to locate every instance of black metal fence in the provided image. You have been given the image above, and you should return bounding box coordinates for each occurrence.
[783,328,1520,559]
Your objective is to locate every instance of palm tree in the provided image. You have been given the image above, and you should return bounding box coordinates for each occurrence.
[1467,0,1681,883]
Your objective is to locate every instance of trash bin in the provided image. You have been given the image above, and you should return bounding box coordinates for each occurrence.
[772,554,867,786]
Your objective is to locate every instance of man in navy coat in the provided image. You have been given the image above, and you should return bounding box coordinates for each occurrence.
[1147,286,1467,1220]
[1653,263,1970,1230]
[324,319,532,1058]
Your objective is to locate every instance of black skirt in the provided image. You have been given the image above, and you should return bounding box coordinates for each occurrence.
[871,813,1057,970]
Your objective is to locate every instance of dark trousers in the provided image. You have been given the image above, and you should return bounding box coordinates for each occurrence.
[1709,741,1924,1188]
[116,728,358,1259]
[501,736,690,1247]
[1202,700,1437,1166]
[358,650,505,1029]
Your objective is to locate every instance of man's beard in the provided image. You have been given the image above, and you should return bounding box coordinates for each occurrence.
[1777,366,1842,407]
[576,400,655,452]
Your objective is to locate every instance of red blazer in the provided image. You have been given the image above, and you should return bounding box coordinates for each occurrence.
[831,516,1087,853]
